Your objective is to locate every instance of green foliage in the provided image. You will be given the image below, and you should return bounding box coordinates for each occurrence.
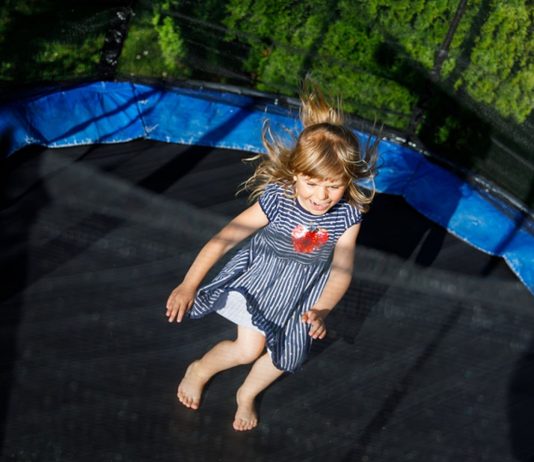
[0,0,531,203]
[155,16,187,71]
[223,0,533,126]
[0,2,106,82]
[224,0,318,90]
[367,0,443,69]
[314,0,416,127]
[456,0,533,122]
[118,21,169,78]
[224,0,415,128]
[118,1,189,79]
[254,10,329,92]
[34,39,102,81]
[2,0,530,125]
[152,1,188,75]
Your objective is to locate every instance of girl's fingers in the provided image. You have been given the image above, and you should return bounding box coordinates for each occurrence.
[166,286,195,322]
[317,327,326,339]
[177,305,186,323]
[302,311,327,338]
[309,319,326,339]
[169,301,182,323]
[317,326,326,339]
[174,299,193,323]
[166,292,178,313]
[167,306,176,322]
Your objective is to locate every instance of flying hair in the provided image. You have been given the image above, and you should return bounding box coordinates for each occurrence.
[299,79,344,127]
[241,80,379,212]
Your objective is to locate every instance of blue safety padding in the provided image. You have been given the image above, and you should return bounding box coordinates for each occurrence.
[1,81,533,295]
[134,83,301,153]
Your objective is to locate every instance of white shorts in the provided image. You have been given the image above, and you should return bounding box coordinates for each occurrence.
[216,290,265,335]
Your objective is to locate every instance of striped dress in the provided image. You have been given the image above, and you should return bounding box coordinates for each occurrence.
[188,183,362,372]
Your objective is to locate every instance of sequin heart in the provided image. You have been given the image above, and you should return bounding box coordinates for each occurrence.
[291,224,329,253]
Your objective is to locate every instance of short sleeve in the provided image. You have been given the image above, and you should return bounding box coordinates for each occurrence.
[344,203,363,229]
[258,183,280,222]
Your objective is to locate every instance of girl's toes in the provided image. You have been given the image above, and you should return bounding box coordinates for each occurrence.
[178,391,192,408]
[233,419,244,431]
[233,418,257,431]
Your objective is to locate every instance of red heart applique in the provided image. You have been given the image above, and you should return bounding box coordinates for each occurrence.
[291,225,329,253]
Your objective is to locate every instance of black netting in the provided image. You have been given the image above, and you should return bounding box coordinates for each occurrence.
[1,0,531,209]
[1,2,534,461]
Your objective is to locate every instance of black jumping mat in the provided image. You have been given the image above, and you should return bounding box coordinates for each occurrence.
[1,140,533,461]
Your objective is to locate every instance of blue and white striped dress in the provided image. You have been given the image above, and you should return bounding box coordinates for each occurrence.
[188,183,362,372]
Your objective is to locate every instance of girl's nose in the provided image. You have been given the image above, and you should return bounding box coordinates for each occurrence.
[318,187,328,200]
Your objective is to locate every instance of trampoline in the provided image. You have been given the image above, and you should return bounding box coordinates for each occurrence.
[1,2,534,461]
[0,82,533,462]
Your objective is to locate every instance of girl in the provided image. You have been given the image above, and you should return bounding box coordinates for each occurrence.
[165,84,377,431]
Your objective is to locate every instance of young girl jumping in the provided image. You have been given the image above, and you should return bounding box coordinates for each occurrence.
[165,84,377,431]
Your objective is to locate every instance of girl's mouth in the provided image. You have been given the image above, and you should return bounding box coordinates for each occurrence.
[310,200,330,212]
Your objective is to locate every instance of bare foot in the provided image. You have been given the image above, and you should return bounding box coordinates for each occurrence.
[177,361,208,410]
[233,389,258,431]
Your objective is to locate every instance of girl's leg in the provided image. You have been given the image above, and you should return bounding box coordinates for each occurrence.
[178,326,266,409]
[233,352,284,431]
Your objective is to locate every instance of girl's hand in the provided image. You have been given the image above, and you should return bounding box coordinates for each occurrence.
[166,283,196,323]
[301,308,329,340]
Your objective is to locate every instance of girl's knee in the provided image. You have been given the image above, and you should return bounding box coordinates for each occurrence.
[236,347,263,364]
[234,329,265,364]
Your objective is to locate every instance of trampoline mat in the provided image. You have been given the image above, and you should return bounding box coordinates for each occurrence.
[1,140,533,461]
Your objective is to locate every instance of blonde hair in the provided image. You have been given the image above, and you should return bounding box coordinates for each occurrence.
[242,81,378,212]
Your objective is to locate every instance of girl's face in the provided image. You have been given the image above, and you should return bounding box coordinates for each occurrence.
[293,174,346,215]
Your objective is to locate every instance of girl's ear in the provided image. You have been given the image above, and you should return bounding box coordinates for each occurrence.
[293,174,298,183]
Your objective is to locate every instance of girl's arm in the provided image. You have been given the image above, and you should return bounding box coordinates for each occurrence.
[166,202,269,323]
[302,223,360,339]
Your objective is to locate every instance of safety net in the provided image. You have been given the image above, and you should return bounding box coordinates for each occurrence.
[1,2,533,461]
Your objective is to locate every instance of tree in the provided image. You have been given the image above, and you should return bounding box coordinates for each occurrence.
[0,1,106,84]
[456,0,533,123]
[118,0,189,79]
[224,0,416,128]
[223,0,532,126]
